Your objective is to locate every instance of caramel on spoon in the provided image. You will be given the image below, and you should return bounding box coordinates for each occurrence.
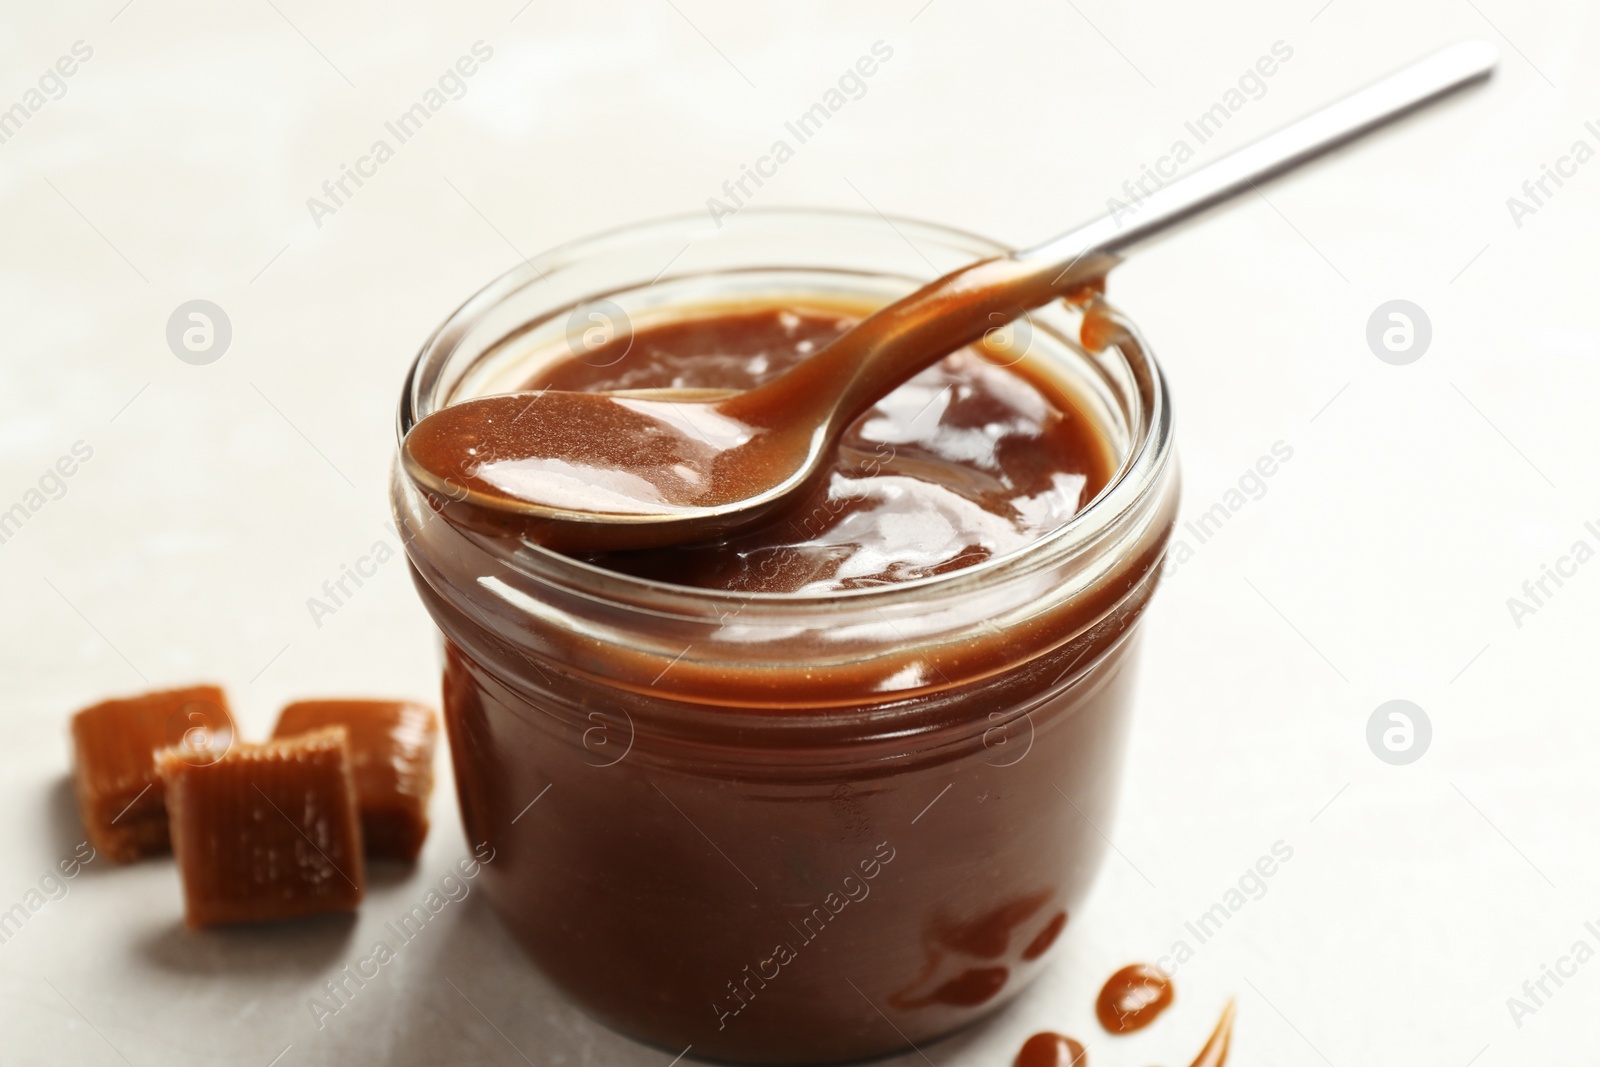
[403,42,1495,551]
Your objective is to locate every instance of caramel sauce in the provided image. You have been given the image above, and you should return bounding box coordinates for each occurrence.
[403,257,1114,553]
[395,259,1181,1062]
[1095,963,1175,1033]
[517,304,1114,592]
[1014,1031,1087,1067]
[1183,1000,1235,1067]
[1011,999,1233,1067]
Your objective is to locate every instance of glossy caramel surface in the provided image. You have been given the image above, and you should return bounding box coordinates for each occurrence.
[1013,1031,1087,1067]
[525,305,1115,593]
[402,261,1108,553]
[1095,962,1176,1033]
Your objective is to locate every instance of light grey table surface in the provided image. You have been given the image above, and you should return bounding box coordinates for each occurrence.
[2,0,1596,1064]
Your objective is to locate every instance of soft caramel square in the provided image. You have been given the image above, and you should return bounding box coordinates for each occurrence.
[70,685,234,863]
[273,700,438,862]
[159,727,365,928]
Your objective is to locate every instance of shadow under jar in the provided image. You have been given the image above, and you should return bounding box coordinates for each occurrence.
[392,210,1178,1065]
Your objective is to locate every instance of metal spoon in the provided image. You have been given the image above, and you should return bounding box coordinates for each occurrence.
[403,41,1496,552]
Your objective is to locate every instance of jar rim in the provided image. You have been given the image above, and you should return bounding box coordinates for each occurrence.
[395,207,1174,617]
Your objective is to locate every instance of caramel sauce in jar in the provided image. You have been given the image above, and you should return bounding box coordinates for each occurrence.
[393,212,1178,1063]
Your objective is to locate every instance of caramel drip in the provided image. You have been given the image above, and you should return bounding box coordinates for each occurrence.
[1186,1000,1236,1067]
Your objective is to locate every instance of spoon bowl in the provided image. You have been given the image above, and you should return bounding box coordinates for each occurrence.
[401,386,834,551]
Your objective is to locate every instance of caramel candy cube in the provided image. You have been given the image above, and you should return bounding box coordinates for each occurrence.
[70,685,234,863]
[159,727,365,928]
[273,700,437,862]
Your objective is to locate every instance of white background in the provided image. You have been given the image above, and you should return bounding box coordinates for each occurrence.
[2,0,1596,1064]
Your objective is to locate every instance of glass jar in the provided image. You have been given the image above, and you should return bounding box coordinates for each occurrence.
[392,209,1178,1064]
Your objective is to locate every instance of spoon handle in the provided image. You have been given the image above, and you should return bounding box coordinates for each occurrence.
[1018,40,1498,274]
